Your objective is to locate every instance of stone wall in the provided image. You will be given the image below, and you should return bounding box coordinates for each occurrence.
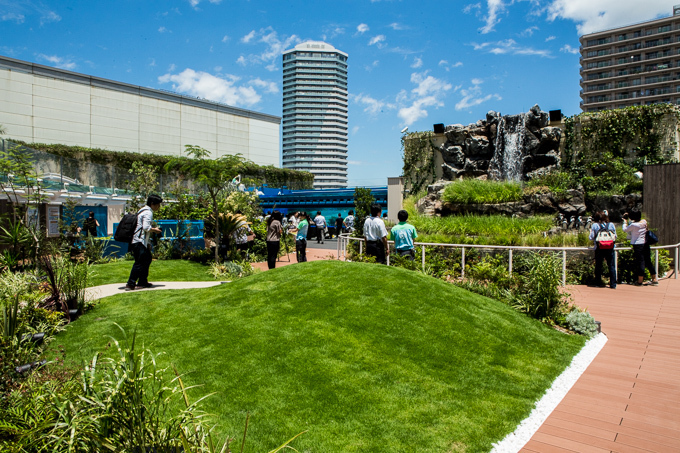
[438,104,562,182]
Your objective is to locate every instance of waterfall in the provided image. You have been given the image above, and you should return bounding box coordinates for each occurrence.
[488,113,526,182]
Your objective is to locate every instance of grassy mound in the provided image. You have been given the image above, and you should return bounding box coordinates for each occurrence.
[54,261,585,452]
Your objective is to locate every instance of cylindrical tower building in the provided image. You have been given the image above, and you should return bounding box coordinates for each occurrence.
[282,41,348,189]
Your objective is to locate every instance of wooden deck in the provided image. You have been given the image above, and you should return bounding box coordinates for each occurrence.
[522,277,680,453]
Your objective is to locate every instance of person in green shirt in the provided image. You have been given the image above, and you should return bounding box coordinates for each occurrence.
[292,212,310,262]
[389,210,418,260]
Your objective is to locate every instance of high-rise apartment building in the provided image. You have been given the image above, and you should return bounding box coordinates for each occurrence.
[282,42,348,189]
[580,6,680,112]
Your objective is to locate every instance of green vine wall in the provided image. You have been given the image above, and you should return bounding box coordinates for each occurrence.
[12,141,314,190]
[401,131,438,194]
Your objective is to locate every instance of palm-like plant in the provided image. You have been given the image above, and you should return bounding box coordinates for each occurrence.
[215,212,248,260]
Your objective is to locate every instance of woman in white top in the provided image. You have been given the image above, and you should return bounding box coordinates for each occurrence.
[622,210,658,286]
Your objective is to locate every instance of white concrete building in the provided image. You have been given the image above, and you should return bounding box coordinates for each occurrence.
[0,55,280,166]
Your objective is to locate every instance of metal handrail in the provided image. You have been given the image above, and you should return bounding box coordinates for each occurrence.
[337,233,680,286]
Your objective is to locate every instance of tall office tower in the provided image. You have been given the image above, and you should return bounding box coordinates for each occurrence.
[282,41,348,189]
[580,6,680,112]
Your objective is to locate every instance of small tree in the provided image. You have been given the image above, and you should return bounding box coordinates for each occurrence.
[353,187,375,237]
[165,145,243,262]
[126,161,160,213]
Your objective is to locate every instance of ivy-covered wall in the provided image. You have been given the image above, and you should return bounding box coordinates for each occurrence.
[9,140,314,190]
[563,104,680,170]
[401,132,439,195]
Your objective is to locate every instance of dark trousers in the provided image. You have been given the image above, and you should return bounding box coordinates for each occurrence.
[632,243,655,278]
[397,248,415,261]
[366,240,386,264]
[267,240,280,269]
[316,227,324,243]
[128,242,152,286]
[296,239,307,262]
[594,248,616,287]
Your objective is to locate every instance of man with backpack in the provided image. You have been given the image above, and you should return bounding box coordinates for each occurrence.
[125,195,163,291]
[589,211,617,289]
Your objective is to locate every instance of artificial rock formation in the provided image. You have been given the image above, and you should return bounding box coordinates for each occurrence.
[439,104,561,182]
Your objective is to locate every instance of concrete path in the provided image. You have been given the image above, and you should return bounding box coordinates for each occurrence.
[85,281,226,300]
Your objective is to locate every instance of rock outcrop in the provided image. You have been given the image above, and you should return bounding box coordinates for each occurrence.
[438,104,561,181]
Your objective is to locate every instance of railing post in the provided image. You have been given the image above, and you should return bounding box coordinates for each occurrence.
[337,235,341,260]
[562,250,567,287]
[509,249,513,276]
[461,247,466,279]
[421,245,425,273]
[614,249,618,279]
[386,245,390,266]
[655,249,659,277]
[676,245,678,280]
[359,239,363,256]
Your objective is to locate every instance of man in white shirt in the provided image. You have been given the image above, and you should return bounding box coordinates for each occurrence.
[126,194,163,291]
[314,211,326,244]
[363,203,389,264]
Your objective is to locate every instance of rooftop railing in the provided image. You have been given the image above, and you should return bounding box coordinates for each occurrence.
[337,234,679,286]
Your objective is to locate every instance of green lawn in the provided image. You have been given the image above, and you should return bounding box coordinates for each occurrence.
[55,260,585,452]
[88,259,215,287]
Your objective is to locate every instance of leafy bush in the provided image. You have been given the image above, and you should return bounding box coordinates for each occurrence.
[510,252,571,324]
[565,309,599,338]
[208,260,256,280]
[441,179,523,204]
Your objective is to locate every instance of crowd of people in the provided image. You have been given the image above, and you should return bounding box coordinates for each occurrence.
[121,195,662,288]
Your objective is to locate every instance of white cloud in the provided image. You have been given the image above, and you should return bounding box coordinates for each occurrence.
[236,27,300,70]
[39,10,60,25]
[249,78,278,94]
[241,30,256,43]
[545,35,556,42]
[480,0,506,34]
[455,78,501,110]
[158,68,261,107]
[357,23,369,34]
[546,0,672,35]
[0,3,59,25]
[472,39,552,58]
[351,126,360,135]
[168,63,176,72]
[398,72,452,126]
[37,54,76,70]
[411,57,423,69]
[149,59,156,67]
[520,26,539,37]
[2,13,25,23]
[439,60,463,71]
[188,0,223,8]
[222,35,229,43]
[369,35,386,47]
[463,3,482,14]
[364,60,380,71]
[353,93,395,115]
[158,26,169,33]
[389,22,406,30]
[560,44,579,54]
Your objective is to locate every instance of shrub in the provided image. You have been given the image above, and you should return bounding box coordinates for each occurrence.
[510,252,571,324]
[209,260,255,280]
[441,179,523,204]
[565,309,599,338]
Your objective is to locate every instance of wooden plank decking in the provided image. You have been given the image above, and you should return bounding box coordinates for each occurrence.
[522,277,680,453]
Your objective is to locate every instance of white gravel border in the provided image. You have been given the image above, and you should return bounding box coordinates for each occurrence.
[490,332,608,453]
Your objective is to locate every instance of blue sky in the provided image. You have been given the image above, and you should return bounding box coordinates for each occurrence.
[0,0,676,186]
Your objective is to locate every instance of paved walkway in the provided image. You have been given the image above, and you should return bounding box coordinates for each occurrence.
[522,277,680,452]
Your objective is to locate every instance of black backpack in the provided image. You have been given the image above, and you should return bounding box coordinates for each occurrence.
[114,209,143,243]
